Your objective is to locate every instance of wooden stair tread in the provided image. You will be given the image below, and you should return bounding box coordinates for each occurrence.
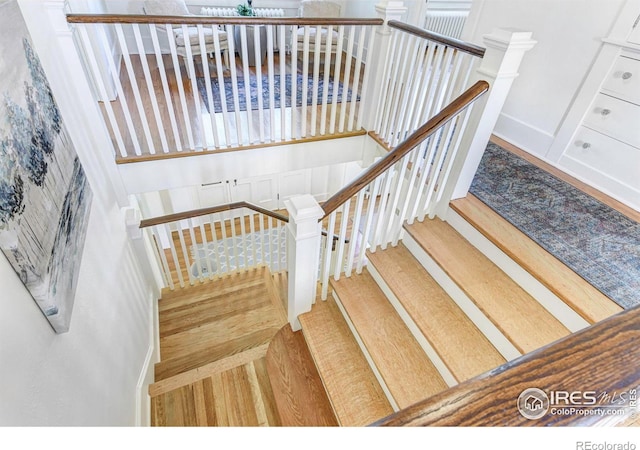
[155,329,277,381]
[331,269,449,408]
[265,325,338,426]
[367,244,506,382]
[156,265,286,379]
[299,295,394,426]
[404,218,571,354]
[451,195,622,323]
[159,269,266,309]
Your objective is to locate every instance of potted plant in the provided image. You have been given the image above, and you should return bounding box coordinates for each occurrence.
[234,1,267,66]
[236,2,255,17]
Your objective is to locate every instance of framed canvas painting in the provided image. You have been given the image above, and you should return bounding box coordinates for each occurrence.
[0,0,92,333]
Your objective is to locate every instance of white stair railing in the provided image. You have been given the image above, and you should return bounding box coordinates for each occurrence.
[66,14,382,159]
[138,204,288,290]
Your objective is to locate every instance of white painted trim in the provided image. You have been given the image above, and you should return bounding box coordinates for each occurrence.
[401,231,522,361]
[135,292,159,427]
[366,261,458,387]
[493,112,555,158]
[445,208,591,333]
[331,290,400,412]
[559,154,640,212]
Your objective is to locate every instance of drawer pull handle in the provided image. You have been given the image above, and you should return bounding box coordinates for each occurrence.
[582,142,591,149]
[622,72,633,80]
[601,109,611,116]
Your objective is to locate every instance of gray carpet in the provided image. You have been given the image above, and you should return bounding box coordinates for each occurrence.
[469,142,640,310]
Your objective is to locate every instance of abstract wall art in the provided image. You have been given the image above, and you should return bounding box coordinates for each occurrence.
[0,0,92,333]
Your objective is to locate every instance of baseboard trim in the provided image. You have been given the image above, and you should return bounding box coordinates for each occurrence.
[493,112,555,159]
[136,292,159,427]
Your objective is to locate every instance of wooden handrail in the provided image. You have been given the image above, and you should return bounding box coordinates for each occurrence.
[388,20,485,58]
[138,200,348,244]
[139,201,287,228]
[373,304,640,426]
[66,13,383,26]
[320,80,490,219]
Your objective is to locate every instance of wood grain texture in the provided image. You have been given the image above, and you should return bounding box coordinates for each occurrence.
[404,218,571,353]
[450,195,622,323]
[156,266,286,380]
[67,14,384,26]
[266,325,339,426]
[331,269,449,408]
[374,305,640,427]
[367,244,506,382]
[299,294,393,426]
[150,343,269,397]
[387,20,486,57]
[152,357,281,426]
[117,129,367,165]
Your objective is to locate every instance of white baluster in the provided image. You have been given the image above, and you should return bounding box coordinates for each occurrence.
[115,24,156,154]
[267,24,276,142]
[357,176,382,273]
[310,25,322,136]
[348,26,367,132]
[254,25,266,143]
[77,24,127,157]
[165,24,195,150]
[339,26,356,133]
[152,226,174,290]
[333,199,351,281]
[329,26,345,134]
[345,189,365,276]
[239,26,256,144]
[198,24,220,149]
[319,25,333,135]
[132,24,169,153]
[211,24,231,147]
[148,24,183,152]
[164,223,185,288]
[301,26,311,138]
[320,211,337,300]
[226,26,244,146]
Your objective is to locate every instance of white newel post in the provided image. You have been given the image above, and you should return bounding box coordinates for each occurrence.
[435,28,537,217]
[124,207,163,301]
[363,1,408,130]
[285,195,324,331]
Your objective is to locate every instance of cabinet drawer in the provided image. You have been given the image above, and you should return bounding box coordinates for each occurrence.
[601,56,640,105]
[567,126,640,190]
[583,93,640,148]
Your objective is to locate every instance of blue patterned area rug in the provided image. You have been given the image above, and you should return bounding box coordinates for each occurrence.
[469,142,640,310]
[196,73,357,113]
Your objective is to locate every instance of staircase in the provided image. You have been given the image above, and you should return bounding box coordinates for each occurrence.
[278,194,622,426]
[149,266,288,426]
[146,192,623,427]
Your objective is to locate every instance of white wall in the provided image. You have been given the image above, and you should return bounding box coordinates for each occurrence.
[0,1,156,425]
[464,0,625,157]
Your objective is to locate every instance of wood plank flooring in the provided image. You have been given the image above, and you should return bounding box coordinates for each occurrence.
[105,52,364,162]
[265,325,338,426]
[151,265,288,426]
[404,218,571,354]
[151,357,281,426]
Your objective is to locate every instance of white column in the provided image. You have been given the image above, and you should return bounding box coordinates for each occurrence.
[362,1,408,130]
[124,207,163,300]
[285,195,324,331]
[437,28,537,216]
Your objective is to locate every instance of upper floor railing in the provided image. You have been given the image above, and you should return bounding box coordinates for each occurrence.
[67,13,383,161]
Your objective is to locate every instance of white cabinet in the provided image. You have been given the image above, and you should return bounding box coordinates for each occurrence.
[551,1,640,211]
[198,175,279,211]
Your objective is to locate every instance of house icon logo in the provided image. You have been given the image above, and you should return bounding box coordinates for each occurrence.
[517,388,549,420]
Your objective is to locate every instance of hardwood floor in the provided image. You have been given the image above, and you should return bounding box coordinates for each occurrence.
[150,266,287,426]
[152,357,281,426]
[103,52,365,162]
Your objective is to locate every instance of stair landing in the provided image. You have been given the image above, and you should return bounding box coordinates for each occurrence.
[150,266,287,426]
